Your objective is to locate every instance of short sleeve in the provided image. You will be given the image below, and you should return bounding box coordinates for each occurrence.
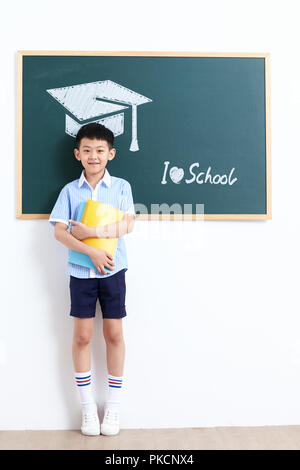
[120,181,136,219]
[49,185,71,228]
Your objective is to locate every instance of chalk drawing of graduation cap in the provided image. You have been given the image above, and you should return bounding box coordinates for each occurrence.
[46,80,152,151]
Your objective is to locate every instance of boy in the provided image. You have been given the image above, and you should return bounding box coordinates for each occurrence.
[49,123,135,436]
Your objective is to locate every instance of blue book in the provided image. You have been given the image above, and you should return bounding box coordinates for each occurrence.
[68,202,111,273]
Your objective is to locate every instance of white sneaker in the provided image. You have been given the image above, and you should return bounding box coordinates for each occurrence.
[100,408,120,435]
[81,407,100,436]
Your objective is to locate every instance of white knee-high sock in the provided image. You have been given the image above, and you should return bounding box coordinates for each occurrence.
[74,370,96,412]
[105,373,123,411]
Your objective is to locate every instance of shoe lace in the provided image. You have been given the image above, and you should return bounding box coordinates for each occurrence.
[104,408,119,423]
[83,410,98,425]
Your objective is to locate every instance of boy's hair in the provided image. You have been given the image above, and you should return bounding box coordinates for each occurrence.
[75,122,114,150]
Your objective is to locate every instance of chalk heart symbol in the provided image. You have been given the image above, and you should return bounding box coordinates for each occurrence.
[170,166,184,184]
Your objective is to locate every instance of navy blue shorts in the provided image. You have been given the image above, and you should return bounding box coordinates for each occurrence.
[69,268,127,319]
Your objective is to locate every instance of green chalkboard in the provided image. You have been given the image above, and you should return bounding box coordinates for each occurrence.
[17,51,271,220]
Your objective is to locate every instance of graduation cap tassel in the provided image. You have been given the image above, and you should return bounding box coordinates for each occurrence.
[129,104,139,152]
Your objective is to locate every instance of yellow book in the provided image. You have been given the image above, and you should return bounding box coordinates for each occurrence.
[81,200,125,257]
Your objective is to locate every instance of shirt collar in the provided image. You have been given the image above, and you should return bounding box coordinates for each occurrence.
[78,167,111,188]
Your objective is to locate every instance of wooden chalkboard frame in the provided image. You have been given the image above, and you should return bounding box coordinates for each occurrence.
[16,50,271,221]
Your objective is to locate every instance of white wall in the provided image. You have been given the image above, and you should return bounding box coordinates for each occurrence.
[1,0,300,430]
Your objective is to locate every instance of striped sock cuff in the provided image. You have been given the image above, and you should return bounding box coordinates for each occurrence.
[75,370,92,387]
[108,374,123,389]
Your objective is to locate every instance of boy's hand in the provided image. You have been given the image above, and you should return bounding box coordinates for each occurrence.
[69,219,93,240]
[89,248,115,275]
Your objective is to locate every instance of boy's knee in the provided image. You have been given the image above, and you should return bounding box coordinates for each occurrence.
[74,330,93,346]
[103,329,123,345]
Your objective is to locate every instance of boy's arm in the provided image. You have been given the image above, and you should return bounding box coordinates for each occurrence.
[69,213,135,239]
[54,222,95,256]
[93,213,135,239]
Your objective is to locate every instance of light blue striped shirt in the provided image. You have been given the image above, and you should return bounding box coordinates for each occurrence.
[49,167,136,279]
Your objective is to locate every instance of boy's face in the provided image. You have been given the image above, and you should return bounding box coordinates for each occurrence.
[74,137,116,176]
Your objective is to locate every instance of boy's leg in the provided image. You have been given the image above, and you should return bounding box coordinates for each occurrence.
[103,318,125,376]
[72,317,94,371]
[103,318,125,411]
[72,318,97,413]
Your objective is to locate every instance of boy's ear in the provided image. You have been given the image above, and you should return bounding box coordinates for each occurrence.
[74,148,80,160]
[109,148,116,161]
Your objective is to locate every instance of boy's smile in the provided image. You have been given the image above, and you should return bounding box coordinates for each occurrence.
[74,137,116,187]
